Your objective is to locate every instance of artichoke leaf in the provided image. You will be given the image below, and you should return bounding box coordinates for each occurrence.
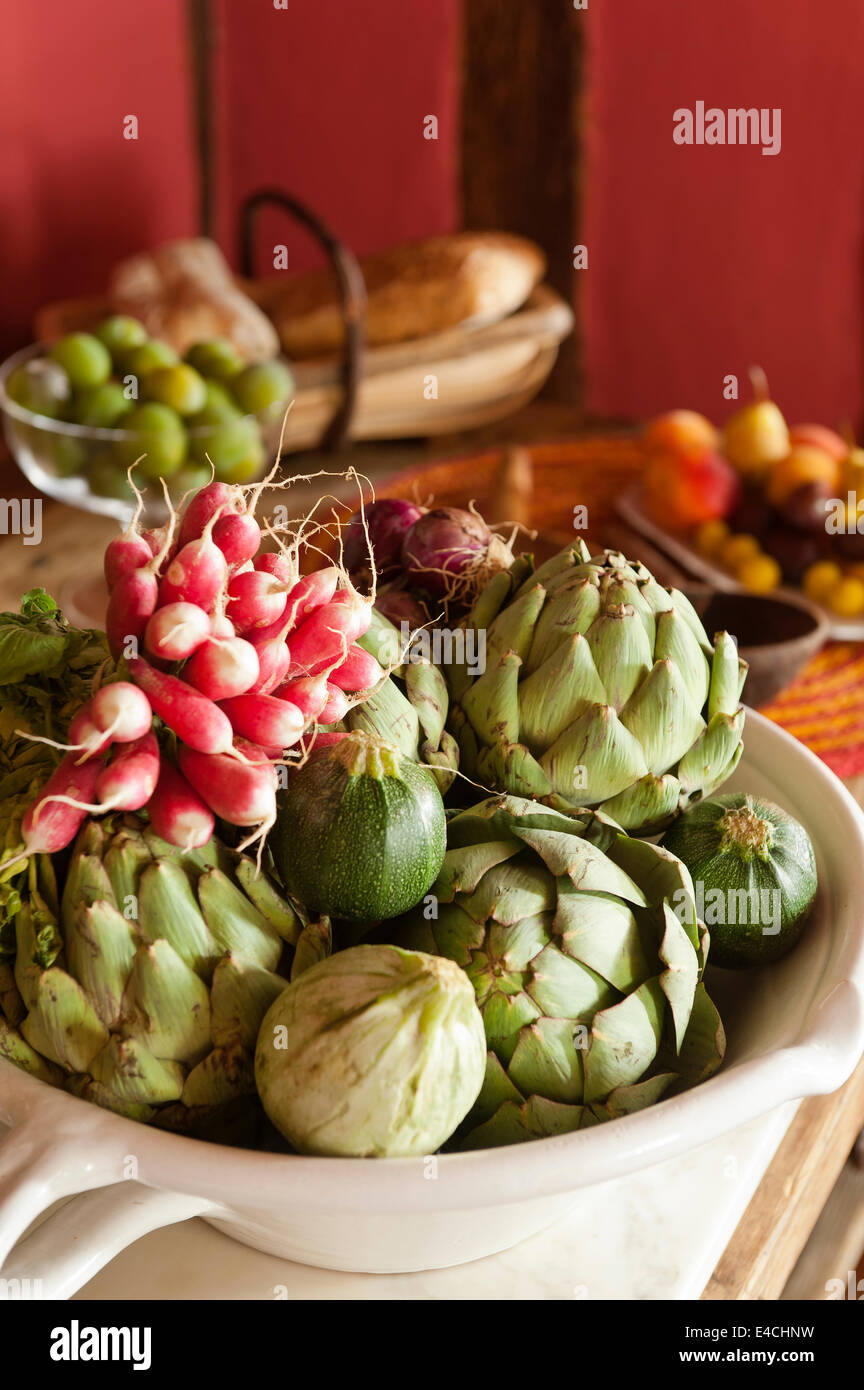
[540,703,648,806]
[460,649,522,747]
[595,1071,676,1119]
[486,584,546,665]
[582,976,666,1103]
[210,953,288,1048]
[137,859,218,977]
[620,659,706,774]
[508,1015,585,1104]
[599,773,681,834]
[656,902,700,1054]
[527,942,618,1023]
[585,604,653,711]
[708,631,745,719]
[121,940,211,1066]
[459,859,555,927]
[289,917,333,981]
[654,609,710,711]
[517,632,606,753]
[20,966,108,1073]
[476,741,552,800]
[90,1034,186,1107]
[433,840,521,903]
[460,1094,597,1150]
[196,868,282,972]
[467,1049,524,1126]
[525,577,601,674]
[555,886,651,992]
[516,826,648,906]
[64,900,139,1030]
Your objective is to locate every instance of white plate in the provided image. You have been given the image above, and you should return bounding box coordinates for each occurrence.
[1,710,863,1294]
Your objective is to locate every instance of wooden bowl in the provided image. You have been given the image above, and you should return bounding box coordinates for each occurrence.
[683,584,831,707]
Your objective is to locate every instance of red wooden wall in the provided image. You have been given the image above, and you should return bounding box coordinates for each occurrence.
[582,0,864,428]
[1,1,862,430]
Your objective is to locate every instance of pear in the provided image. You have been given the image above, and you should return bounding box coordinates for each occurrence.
[723,367,789,480]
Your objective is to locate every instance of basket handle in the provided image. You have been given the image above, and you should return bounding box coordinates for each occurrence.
[239,189,367,452]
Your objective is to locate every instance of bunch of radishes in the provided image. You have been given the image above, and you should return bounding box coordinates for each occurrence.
[16,478,383,865]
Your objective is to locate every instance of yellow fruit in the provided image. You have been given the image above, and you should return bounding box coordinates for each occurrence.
[827,576,864,618]
[765,446,841,507]
[722,533,761,572]
[803,560,843,602]
[722,367,789,479]
[736,554,782,593]
[694,518,730,558]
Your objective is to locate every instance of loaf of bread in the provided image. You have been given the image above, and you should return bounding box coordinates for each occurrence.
[109,238,280,363]
[256,232,546,359]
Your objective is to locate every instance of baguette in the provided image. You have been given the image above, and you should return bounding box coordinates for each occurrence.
[256,232,546,359]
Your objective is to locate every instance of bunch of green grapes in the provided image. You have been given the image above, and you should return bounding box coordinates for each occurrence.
[6,318,294,503]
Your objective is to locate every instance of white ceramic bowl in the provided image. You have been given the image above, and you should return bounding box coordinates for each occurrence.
[1,710,863,1297]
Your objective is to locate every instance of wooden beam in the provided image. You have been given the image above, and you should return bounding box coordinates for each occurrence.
[460,0,585,402]
[703,1057,864,1300]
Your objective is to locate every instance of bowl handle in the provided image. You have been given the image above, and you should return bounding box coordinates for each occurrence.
[0,1112,215,1299]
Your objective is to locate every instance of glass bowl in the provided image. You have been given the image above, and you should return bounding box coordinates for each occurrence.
[0,342,289,525]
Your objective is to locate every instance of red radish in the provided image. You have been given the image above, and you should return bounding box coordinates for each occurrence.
[140,528,163,557]
[306,730,349,752]
[67,703,113,760]
[219,694,305,750]
[177,481,239,548]
[178,744,278,826]
[330,644,382,691]
[144,602,211,661]
[4,753,105,869]
[128,658,235,755]
[93,732,160,811]
[210,613,236,639]
[275,675,329,722]
[91,682,152,744]
[246,629,291,695]
[254,552,293,583]
[106,568,158,660]
[184,636,260,701]
[212,512,261,569]
[104,531,152,590]
[226,571,288,633]
[282,568,340,628]
[320,683,351,723]
[285,589,371,678]
[146,758,215,849]
[158,533,228,610]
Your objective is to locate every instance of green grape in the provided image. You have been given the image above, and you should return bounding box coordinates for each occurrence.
[46,434,88,478]
[189,380,243,431]
[94,315,148,357]
[86,452,136,501]
[48,333,112,391]
[116,403,187,480]
[5,360,71,419]
[71,383,135,428]
[168,461,214,498]
[120,339,179,380]
[230,359,294,415]
[143,363,207,416]
[215,439,267,485]
[185,338,245,381]
[189,415,259,474]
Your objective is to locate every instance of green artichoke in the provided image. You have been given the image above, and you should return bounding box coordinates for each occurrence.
[394,794,725,1149]
[447,541,747,834]
[255,944,486,1156]
[0,815,309,1139]
[348,608,459,792]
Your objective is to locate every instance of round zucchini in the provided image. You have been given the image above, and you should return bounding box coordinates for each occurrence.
[661,792,817,968]
[270,731,446,922]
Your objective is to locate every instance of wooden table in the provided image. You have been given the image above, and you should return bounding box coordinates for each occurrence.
[1,403,862,1300]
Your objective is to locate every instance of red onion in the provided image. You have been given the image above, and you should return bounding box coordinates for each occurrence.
[400,507,492,599]
[374,586,432,630]
[343,499,424,583]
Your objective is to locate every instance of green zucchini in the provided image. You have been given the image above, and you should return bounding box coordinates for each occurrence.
[661,792,817,968]
[270,732,446,922]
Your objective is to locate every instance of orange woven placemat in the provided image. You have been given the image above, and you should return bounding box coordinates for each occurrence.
[383,435,864,780]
